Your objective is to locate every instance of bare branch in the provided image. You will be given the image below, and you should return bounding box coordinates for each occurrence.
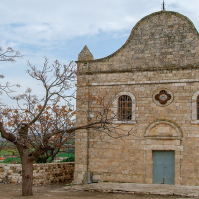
[0,57,132,196]
[0,47,22,62]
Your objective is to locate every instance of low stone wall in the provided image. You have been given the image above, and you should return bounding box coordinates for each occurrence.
[0,162,74,185]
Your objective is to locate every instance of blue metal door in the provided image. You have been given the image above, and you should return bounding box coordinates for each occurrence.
[153,151,175,185]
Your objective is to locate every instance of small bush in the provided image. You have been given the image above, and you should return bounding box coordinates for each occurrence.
[3,157,21,164]
[56,153,75,158]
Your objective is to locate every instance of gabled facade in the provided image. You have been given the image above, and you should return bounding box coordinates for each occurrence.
[74,10,199,185]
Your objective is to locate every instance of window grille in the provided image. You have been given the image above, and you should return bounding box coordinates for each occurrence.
[118,95,132,121]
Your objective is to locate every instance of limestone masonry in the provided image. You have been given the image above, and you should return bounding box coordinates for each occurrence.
[0,162,74,184]
[75,10,199,186]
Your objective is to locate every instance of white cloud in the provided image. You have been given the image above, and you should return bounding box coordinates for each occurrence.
[1,0,198,59]
[1,0,198,46]
[1,0,199,105]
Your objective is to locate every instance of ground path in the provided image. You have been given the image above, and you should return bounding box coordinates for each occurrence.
[0,183,198,199]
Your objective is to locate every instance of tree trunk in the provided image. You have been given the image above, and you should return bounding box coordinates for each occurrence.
[21,155,34,196]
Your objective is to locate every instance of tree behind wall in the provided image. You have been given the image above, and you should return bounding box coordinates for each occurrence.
[0,57,77,196]
[0,49,132,196]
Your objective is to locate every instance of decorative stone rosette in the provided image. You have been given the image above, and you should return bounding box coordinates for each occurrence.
[153,89,173,106]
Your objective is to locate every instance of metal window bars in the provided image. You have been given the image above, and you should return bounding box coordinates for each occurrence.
[118,95,132,121]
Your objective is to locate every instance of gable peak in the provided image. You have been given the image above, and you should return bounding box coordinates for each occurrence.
[78,45,94,61]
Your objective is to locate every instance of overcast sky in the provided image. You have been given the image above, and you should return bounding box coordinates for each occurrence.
[1,0,199,100]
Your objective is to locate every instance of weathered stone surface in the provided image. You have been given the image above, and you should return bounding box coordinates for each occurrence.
[67,182,199,197]
[78,45,93,61]
[75,10,199,186]
[0,163,74,185]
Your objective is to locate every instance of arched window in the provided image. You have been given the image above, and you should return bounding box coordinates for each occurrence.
[118,95,132,121]
[197,95,199,120]
[113,92,136,123]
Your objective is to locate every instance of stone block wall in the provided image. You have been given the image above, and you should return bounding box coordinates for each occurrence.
[0,162,74,185]
[74,10,199,186]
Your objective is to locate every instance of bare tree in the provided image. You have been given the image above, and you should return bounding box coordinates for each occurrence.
[0,57,132,196]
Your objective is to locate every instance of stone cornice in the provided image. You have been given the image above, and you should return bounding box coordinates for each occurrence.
[78,64,199,75]
[79,78,199,87]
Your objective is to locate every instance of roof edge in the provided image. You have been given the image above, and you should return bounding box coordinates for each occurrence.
[76,11,199,64]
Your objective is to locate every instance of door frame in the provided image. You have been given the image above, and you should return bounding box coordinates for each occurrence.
[144,140,182,185]
[144,120,183,185]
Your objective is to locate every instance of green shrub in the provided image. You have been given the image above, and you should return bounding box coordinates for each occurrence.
[56,153,75,158]
[35,156,49,163]
[0,149,19,157]
[3,157,21,164]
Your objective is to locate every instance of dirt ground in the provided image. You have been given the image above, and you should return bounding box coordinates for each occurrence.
[0,184,188,199]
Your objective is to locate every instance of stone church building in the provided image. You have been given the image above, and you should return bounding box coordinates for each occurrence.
[74,10,199,185]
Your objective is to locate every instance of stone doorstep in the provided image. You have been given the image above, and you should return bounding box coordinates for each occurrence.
[67,183,199,197]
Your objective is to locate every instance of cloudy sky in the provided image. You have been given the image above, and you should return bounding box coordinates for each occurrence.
[1,0,199,100]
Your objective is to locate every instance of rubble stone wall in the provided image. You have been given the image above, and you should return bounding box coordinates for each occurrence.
[0,162,74,185]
